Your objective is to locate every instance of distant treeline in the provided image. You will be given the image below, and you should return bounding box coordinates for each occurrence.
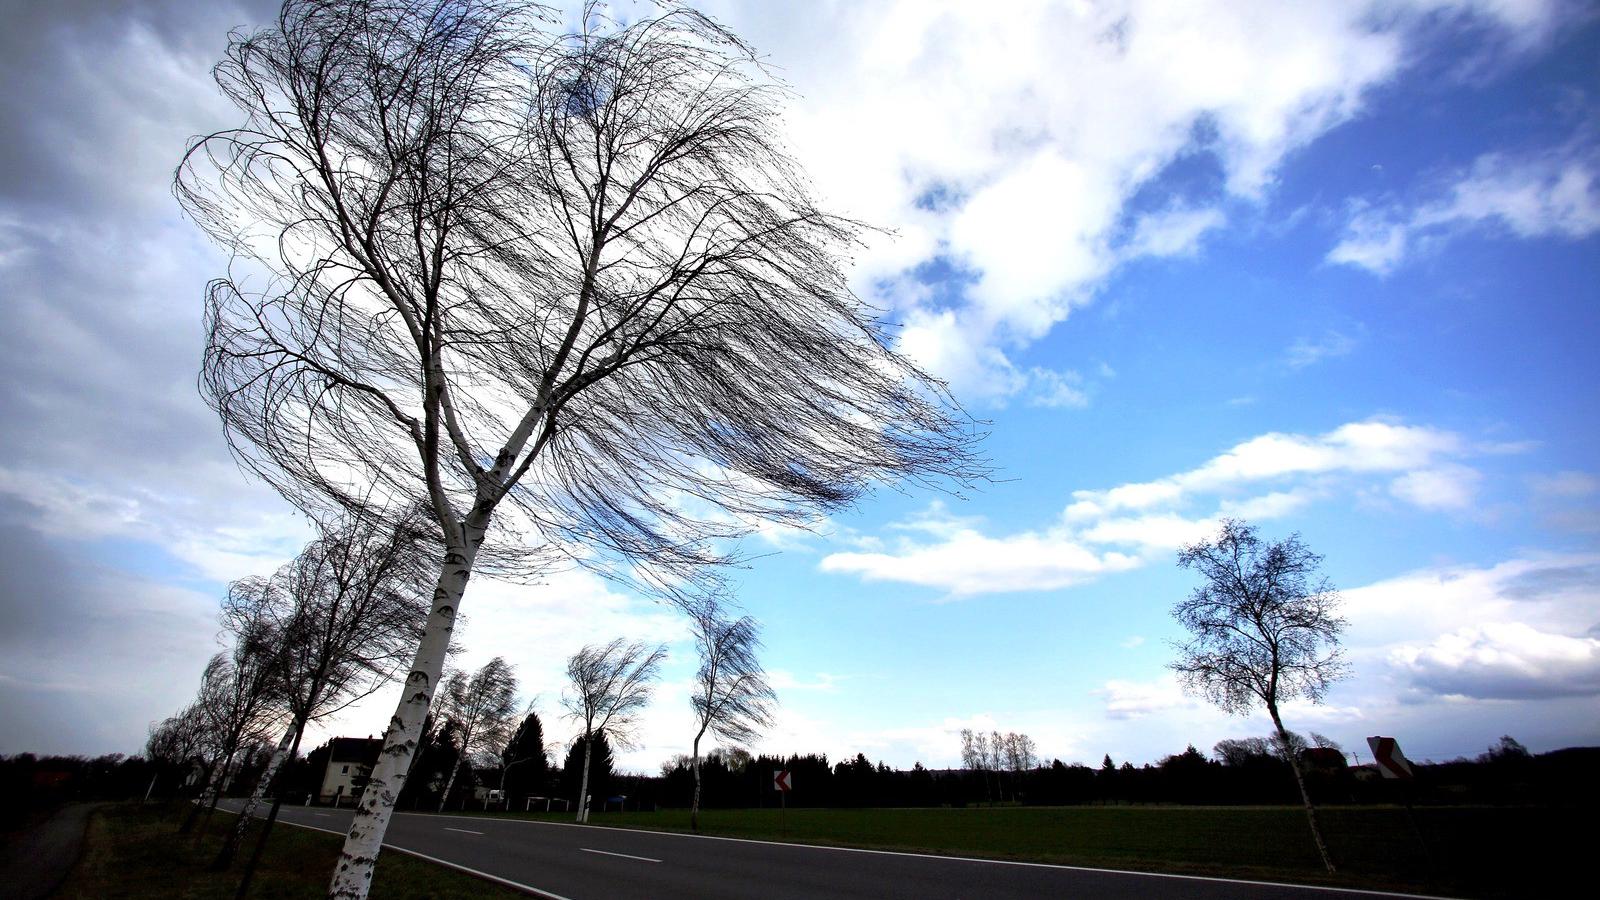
[6,737,1595,821]
[641,741,1600,810]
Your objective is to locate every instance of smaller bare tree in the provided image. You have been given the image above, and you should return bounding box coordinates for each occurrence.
[436,657,520,811]
[687,600,776,831]
[959,728,994,804]
[217,512,431,888]
[146,703,209,806]
[1170,519,1348,873]
[180,610,283,834]
[562,640,666,822]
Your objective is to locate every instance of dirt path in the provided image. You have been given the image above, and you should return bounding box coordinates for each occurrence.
[0,803,97,900]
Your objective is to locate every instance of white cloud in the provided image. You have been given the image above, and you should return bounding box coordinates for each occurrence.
[696,0,1561,401]
[1122,205,1227,259]
[1329,145,1600,274]
[1340,555,1600,708]
[820,418,1510,596]
[1024,367,1091,409]
[1389,463,1483,511]
[1100,676,1198,720]
[1390,622,1600,699]
[820,527,1142,596]
[1071,419,1468,519]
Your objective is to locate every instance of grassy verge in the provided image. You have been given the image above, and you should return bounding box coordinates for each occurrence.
[53,802,528,899]
[454,803,1580,898]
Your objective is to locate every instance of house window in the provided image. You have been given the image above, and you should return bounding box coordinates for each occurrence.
[342,765,349,774]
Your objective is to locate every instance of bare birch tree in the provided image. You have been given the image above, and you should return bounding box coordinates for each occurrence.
[147,703,210,807]
[562,639,665,823]
[181,606,283,835]
[217,511,430,888]
[959,728,994,804]
[178,2,980,893]
[1170,519,1348,873]
[434,657,519,811]
[687,599,775,831]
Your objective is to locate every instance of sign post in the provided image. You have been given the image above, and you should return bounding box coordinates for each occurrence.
[774,769,792,837]
[1366,736,1432,870]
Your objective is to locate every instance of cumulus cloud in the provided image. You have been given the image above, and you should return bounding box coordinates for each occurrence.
[698,0,1563,401]
[820,528,1142,597]
[1389,463,1483,511]
[1099,676,1198,720]
[1390,623,1600,700]
[1068,419,1470,521]
[821,418,1501,595]
[1328,143,1600,274]
[1337,554,1600,707]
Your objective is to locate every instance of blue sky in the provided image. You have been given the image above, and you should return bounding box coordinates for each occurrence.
[1,0,1596,773]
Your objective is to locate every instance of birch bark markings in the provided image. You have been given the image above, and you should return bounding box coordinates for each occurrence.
[331,537,472,899]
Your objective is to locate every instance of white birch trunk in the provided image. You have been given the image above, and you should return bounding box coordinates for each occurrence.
[222,725,294,856]
[1270,705,1337,874]
[328,532,478,900]
[437,737,469,813]
[690,732,703,832]
[576,733,592,824]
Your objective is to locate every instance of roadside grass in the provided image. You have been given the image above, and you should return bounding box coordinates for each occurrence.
[53,802,526,899]
[462,803,1580,898]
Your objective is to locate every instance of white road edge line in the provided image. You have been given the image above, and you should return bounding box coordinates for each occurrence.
[580,848,661,863]
[217,805,574,900]
[445,827,486,835]
[389,810,1457,900]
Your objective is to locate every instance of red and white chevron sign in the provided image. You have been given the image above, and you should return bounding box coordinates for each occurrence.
[1366,736,1414,780]
[773,769,792,793]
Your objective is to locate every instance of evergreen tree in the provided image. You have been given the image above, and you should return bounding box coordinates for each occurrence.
[501,713,550,806]
[560,733,614,812]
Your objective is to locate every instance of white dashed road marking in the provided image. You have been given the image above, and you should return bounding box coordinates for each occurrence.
[581,848,662,863]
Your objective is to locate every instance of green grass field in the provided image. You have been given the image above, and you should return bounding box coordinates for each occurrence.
[465,803,1583,898]
[53,803,525,899]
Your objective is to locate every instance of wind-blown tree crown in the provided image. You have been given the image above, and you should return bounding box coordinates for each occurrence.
[177,0,983,591]
[1170,519,1348,715]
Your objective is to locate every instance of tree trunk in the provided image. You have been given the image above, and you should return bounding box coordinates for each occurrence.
[233,721,309,898]
[181,753,229,834]
[437,728,471,814]
[204,751,232,817]
[690,732,703,833]
[214,724,295,869]
[328,535,477,900]
[576,733,593,824]
[1270,705,1337,873]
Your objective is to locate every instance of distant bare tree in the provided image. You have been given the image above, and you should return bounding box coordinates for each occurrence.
[180,607,283,834]
[687,599,775,830]
[217,512,431,888]
[435,657,520,811]
[1002,732,1037,776]
[1170,519,1348,873]
[177,2,979,892]
[146,703,209,804]
[562,639,665,822]
[958,728,994,804]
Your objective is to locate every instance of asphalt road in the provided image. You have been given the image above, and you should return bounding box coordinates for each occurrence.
[0,802,96,900]
[222,801,1443,900]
